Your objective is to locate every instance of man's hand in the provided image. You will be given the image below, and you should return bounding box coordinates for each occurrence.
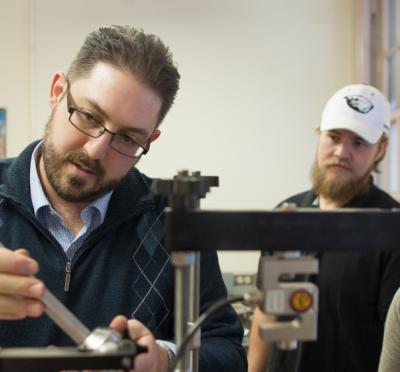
[110,315,169,372]
[0,246,45,319]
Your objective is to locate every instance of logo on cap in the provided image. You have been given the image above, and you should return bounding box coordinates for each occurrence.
[344,95,374,114]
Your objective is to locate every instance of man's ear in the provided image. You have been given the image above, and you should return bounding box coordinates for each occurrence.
[149,129,161,143]
[49,72,67,109]
[376,137,388,162]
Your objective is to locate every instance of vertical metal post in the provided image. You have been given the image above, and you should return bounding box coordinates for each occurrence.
[172,251,196,372]
[151,171,219,372]
[189,252,200,372]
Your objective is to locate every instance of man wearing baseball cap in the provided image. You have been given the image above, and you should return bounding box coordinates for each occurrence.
[248,84,400,372]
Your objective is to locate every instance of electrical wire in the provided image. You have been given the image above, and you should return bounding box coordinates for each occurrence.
[170,295,243,371]
[169,294,258,372]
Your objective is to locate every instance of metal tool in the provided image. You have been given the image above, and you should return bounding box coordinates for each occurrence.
[41,283,135,352]
[0,269,145,371]
[41,288,90,345]
[0,240,126,351]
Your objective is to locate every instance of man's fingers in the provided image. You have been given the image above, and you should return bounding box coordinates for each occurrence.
[0,247,38,275]
[109,315,128,333]
[110,317,152,343]
[0,248,45,320]
[0,294,44,319]
[0,273,44,298]
[126,319,152,343]
[109,317,163,372]
[14,248,30,257]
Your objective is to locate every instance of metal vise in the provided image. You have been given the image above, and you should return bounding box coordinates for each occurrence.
[259,251,319,350]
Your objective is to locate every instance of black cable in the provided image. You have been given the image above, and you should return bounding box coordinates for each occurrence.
[169,295,245,372]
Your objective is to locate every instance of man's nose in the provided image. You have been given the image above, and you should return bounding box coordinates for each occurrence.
[333,142,351,159]
[83,131,112,160]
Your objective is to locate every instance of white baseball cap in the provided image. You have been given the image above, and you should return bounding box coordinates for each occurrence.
[320,84,391,144]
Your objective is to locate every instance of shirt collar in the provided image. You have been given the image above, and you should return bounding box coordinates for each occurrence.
[30,141,113,223]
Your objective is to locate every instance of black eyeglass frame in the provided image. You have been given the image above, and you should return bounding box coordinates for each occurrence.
[65,85,151,159]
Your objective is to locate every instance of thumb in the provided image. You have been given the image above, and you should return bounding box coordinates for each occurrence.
[109,315,128,333]
[126,319,152,343]
[15,249,31,257]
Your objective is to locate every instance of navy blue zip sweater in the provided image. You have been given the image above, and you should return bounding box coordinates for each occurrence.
[0,141,247,371]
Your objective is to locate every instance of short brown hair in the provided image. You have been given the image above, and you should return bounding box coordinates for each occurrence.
[67,25,180,126]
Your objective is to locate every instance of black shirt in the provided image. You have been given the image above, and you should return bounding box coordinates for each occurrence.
[263,184,400,372]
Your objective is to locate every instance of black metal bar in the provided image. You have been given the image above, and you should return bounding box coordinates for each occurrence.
[0,344,144,372]
[165,208,400,252]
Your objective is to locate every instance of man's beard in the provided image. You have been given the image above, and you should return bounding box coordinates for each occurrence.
[311,160,372,206]
[42,123,125,203]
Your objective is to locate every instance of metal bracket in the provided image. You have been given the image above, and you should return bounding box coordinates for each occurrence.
[259,253,319,350]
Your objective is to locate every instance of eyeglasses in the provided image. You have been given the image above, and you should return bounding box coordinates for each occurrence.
[66,87,150,159]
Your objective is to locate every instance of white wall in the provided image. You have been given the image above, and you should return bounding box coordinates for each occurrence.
[0,0,31,155]
[0,0,357,273]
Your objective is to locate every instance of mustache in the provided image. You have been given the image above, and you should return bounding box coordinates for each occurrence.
[64,151,105,176]
[325,159,351,170]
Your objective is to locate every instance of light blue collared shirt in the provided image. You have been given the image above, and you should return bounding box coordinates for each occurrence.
[30,142,113,259]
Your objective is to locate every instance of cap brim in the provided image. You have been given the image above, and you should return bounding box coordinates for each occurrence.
[320,118,382,144]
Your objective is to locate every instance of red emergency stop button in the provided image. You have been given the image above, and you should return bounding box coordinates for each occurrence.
[289,289,313,313]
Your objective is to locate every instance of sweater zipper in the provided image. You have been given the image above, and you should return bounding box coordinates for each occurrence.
[7,203,74,293]
[64,261,72,292]
[2,195,155,292]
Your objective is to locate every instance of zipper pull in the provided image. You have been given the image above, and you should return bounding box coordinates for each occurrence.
[64,261,72,292]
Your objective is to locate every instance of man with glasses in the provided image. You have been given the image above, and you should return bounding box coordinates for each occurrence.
[248,84,400,372]
[0,25,246,372]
